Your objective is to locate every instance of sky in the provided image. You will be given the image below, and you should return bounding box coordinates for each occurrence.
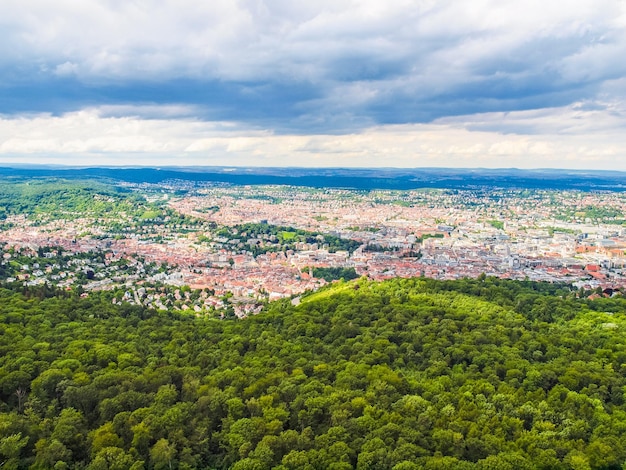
[1,0,626,169]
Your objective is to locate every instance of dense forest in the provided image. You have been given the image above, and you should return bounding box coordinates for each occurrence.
[0,179,136,221]
[0,178,203,238]
[2,277,626,469]
[213,222,362,255]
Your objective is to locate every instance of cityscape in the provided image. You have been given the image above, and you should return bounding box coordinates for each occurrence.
[3,179,626,317]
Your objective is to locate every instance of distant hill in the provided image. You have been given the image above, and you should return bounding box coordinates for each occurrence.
[2,165,626,191]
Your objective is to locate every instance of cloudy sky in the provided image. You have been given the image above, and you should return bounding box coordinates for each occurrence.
[1,0,626,169]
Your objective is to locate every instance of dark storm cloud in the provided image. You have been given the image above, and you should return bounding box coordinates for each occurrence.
[1,0,623,133]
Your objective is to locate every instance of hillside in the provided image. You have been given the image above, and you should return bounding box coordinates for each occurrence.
[1,277,626,469]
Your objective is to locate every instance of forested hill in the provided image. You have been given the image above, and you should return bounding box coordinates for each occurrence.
[3,166,626,191]
[1,278,626,469]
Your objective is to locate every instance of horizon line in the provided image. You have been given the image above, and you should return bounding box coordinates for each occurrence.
[1,163,626,174]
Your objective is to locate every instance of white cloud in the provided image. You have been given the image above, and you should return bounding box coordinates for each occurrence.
[435,99,626,135]
[54,61,79,77]
[0,105,624,169]
[2,0,624,87]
